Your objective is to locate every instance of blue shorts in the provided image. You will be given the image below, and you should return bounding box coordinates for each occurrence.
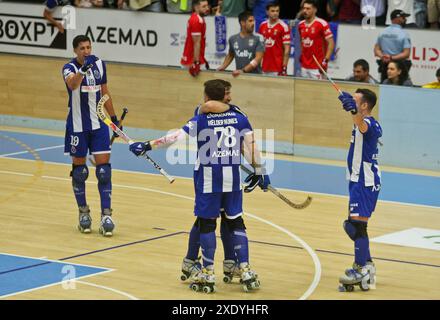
[194,191,243,219]
[64,125,111,158]
[348,181,380,219]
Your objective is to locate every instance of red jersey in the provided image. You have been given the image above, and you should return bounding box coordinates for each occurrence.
[298,18,333,69]
[258,19,291,73]
[181,13,206,66]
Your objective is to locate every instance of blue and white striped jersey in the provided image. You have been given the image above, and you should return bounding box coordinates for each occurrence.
[347,116,382,187]
[183,107,253,194]
[62,57,107,133]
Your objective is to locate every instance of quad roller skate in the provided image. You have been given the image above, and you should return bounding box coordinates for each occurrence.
[222,260,241,284]
[99,208,115,237]
[339,263,370,292]
[189,268,216,294]
[78,205,92,234]
[240,264,260,292]
[344,261,376,289]
[180,257,202,281]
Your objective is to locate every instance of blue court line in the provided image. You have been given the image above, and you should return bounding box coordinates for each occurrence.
[59,231,186,261]
[1,130,440,208]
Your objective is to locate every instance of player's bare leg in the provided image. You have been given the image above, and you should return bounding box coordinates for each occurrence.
[94,153,115,237]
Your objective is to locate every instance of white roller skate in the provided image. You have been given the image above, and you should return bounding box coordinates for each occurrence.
[180,257,201,281]
[99,208,115,237]
[189,267,216,294]
[78,205,92,234]
[239,263,260,292]
[339,263,370,292]
[344,261,376,289]
[222,260,241,284]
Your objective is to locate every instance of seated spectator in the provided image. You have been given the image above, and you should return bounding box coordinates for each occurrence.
[218,0,247,17]
[360,0,386,26]
[129,0,164,11]
[345,59,379,84]
[427,0,440,29]
[422,68,440,89]
[330,0,363,24]
[166,0,193,13]
[414,0,427,28]
[382,60,413,86]
[43,0,71,34]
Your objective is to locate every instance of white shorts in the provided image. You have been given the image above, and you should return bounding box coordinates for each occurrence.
[301,68,322,80]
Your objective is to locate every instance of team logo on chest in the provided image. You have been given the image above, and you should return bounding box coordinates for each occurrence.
[93,69,101,80]
[248,38,254,47]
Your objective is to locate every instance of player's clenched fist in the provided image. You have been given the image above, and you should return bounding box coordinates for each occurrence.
[129,141,152,157]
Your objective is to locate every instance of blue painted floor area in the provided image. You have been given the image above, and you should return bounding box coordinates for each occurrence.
[0,253,109,297]
[1,130,440,208]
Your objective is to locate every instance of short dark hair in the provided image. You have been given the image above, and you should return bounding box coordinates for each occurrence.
[266,1,280,10]
[72,35,91,49]
[238,11,254,24]
[436,68,440,77]
[355,88,377,110]
[193,0,208,7]
[302,0,317,8]
[353,59,369,72]
[204,79,231,101]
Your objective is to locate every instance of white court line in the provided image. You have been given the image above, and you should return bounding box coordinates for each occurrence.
[76,281,139,300]
[2,157,439,210]
[0,144,64,158]
[0,170,322,300]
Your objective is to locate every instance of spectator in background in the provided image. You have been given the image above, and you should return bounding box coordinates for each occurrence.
[332,0,363,24]
[414,0,427,28]
[129,0,165,11]
[43,0,71,34]
[250,0,274,30]
[181,0,210,77]
[345,59,379,84]
[386,0,417,27]
[217,11,265,77]
[217,0,247,17]
[422,68,440,89]
[374,9,412,83]
[258,2,291,76]
[427,0,440,29]
[298,0,335,79]
[382,60,413,86]
[360,0,386,26]
[166,0,193,13]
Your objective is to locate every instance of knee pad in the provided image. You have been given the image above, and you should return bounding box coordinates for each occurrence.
[95,163,111,184]
[71,165,89,185]
[197,218,217,234]
[224,216,246,231]
[343,219,368,241]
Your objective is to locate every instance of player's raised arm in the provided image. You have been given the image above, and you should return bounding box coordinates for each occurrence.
[242,131,270,192]
[338,91,368,134]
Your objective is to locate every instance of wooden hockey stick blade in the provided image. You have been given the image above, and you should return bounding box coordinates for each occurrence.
[240,165,312,210]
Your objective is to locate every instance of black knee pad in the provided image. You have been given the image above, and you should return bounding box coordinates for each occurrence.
[71,164,89,185]
[95,163,111,184]
[224,216,246,231]
[343,219,368,241]
[197,218,217,234]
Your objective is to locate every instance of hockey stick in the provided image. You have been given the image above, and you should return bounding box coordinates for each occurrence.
[97,94,175,184]
[312,55,383,147]
[312,54,343,95]
[89,107,128,166]
[240,165,312,210]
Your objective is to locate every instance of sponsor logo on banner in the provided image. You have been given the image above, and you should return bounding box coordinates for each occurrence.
[0,13,66,49]
[85,26,158,47]
[214,15,227,54]
[411,46,440,71]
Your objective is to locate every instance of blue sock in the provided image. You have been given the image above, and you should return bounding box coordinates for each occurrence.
[220,219,236,261]
[73,181,87,207]
[232,229,249,265]
[95,164,112,212]
[355,236,369,267]
[186,224,200,261]
[200,232,216,268]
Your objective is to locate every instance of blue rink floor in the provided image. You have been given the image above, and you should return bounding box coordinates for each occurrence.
[1,130,440,208]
